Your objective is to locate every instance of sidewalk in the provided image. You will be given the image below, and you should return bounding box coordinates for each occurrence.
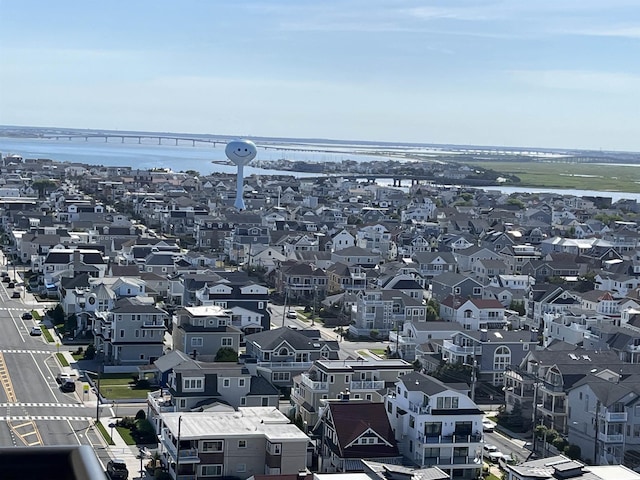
[99,416,151,480]
[54,351,153,478]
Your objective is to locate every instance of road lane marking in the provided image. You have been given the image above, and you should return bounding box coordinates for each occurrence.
[0,352,17,402]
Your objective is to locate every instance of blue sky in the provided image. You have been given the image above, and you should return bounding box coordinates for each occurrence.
[1,0,639,151]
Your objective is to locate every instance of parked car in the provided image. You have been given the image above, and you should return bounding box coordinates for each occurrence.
[7,282,14,288]
[21,312,33,320]
[483,444,504,463]
[56,372,77,384]
[29,326,42,336]
[2,276,10,283]
[106,459,129,480]
[60,379,76,393]
[286,310,297,319]
[11,290,20,298]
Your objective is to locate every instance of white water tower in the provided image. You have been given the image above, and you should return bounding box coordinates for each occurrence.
[225,139,257,211]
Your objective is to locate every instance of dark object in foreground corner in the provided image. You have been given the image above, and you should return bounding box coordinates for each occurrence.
[0,445,107,480]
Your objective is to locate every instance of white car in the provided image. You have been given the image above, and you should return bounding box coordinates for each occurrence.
[483,444,504,463]
[30,326,42,336]
[286,310,297,319]
[482,419,495,432]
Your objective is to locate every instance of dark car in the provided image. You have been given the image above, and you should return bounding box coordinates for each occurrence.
[2,276,10,283]
[7,282,14,288]
[60,380,75,393]
[106,459,128,480]
[11,291,20,298]
[21,312,33,320]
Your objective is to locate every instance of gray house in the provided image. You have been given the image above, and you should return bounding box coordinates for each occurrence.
[431,272,484,304]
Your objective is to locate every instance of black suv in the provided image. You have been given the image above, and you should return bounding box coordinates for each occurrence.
[106,459,128,480]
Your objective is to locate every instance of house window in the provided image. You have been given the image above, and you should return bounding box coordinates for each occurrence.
[202,440,224,452]
[238,378,246,388]
[436,396,459,409]
[201,465,223,476]
[238,440,247,448]
[119,329,124,338]
[454,287,461,295]
[473,287,481,295]
[179,399,187,408]
[237,464,246,473]
[272,372,290,382]
[191,337,203,347]
[223,378,230,388]
[258,302,264,309]
[267,442,281,455]
[262,397,269,406]
[240,397,246,406]
[183,378,203,390]
[221,337,233,347]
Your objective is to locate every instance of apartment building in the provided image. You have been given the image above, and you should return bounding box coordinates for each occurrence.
[386,372,483,480]
[291,358,413,428]
[158,408,308,479]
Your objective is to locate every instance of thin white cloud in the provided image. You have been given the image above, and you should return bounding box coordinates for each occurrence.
[559,25,640,39]
[510,69,640,93]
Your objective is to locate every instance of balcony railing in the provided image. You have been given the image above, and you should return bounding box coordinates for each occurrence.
[417,432,482,445]
[147,390,175,413]
[299,373,328,391]
[350,380,385,391]
[442,340,481,356]
[409,402,431,415]
[602,411,627,422]
[598,432,624,443]
[258,361,313,370]
[142,320,165,328]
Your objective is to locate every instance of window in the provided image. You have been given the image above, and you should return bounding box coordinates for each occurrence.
[258,302,264,309]
[238,440,247,448]
[272,372,290,382]
[267,442,281,455]
[436,397,459,409]
[262,397,269,406]
[201,465,223,476]
[223,378,230,388]
[238,378,246,388]
[179,399,186,408]
[119,329,124,338]
[221,337,233,347]
[240,397,246,406]
[237,464,246,473]
[493,346,511,383]
[202,440,224,452]
[183,378,203,390]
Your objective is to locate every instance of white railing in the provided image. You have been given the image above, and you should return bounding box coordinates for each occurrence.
[604,411,627,422]
[350,380,385,390]
[258,361,313,370]
[299,373,329,391]
[598,432,624,443]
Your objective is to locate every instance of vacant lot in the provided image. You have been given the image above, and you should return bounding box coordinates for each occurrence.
[467,161,640,193]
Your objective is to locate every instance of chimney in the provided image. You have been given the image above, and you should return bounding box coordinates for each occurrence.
[480,329,488,342]
[341,389,350,401]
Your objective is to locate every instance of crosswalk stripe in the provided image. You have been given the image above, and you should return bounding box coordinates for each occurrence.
[0,403,82,408]
[0,350,52,354]
[0,416,93,421]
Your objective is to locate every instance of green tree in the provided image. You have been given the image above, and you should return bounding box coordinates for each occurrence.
[509,300,526,316]
[83,344,96,360]
[564,444,581,460]
[214,347,238,362]
[65,314,77,335]
[51,304,65,325]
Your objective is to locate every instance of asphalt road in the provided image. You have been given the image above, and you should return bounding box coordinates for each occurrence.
[0,258,98,452]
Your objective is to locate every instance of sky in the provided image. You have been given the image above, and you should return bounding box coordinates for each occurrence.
[1,0,639,151]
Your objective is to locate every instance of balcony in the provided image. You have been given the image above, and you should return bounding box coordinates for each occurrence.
[148,390,175,414]
[389,331,415,346]
[417,432,482,445]
[142,320,165,328]
[602,411,627,422]
[299,373,328,391]
[442,340,481,356]
[409,402,431,415]
[425,456,478,466]
[258,361,313,370]
[350,380,385,391]
[598,432,624,443]
[162,437,201,463]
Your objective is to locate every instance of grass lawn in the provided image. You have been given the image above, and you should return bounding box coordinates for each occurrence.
[95,421,115,445]
[98,374,153,400]
[71,353,83,361]
[356,350,370,358]
[486,474,501,480]
[56,352,69,367]
[116,426,136,445]
[467,160,640,193]
[368,348,387,356]
[41,327,54,343]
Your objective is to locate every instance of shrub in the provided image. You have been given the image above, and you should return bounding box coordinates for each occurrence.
[117,416,135,429]
[135,409,146,420]
[564,444,581,460]
[370,329,379,339]
[552,437,568,451]
[135,379,150,389]
[83,344,96,360]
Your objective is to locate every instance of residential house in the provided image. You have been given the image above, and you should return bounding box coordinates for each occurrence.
[292,357,413,428]
[243,327,340,389]
[93,296,168,368]
[439,297,507,330]
[317,399,401,473]
[157,408,308,479]
[172,305,242,361]
[350,290,427,338]
[386,371,483,480]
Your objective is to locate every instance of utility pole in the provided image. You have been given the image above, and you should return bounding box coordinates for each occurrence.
[176,415,183,478]
[470,358,477,402]
[594,400,600,465]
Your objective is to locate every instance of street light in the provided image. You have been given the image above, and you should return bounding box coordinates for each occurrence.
[85,369,102,422]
